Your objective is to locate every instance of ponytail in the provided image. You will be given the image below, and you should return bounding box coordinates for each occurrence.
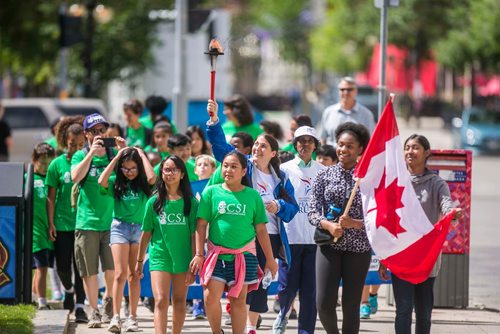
[260,134,292,202]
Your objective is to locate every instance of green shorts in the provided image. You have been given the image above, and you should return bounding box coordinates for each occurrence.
[75,229,114,276]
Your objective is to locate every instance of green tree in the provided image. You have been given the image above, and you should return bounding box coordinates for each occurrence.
[436,0,500,72]
[0,1,167,97]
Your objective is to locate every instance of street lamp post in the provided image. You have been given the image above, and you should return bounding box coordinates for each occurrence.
[375,0,399,119]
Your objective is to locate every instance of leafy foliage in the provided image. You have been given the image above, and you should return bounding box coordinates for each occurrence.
[0,0,167,97]
[0,304,36,334]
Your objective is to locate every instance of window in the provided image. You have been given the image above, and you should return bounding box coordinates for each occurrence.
[3,107,49,129]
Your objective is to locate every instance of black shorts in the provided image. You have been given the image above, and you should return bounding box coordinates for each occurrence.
[32,249,55,269]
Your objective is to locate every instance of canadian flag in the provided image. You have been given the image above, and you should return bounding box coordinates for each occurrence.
[354,99,455,284]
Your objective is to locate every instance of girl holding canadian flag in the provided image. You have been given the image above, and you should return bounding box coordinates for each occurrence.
[378,134,462,334]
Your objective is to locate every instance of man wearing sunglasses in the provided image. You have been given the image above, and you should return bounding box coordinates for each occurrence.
[319,77,375,146]
[71,113,126,328]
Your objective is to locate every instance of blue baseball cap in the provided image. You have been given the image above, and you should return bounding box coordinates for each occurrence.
[83,113,109,130]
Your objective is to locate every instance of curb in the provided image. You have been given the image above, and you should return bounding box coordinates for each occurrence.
[33,309,69,334]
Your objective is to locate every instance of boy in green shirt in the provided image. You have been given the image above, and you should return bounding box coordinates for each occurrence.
[71,113,126,328]
[123,99,152,148]
[30,143,56,310]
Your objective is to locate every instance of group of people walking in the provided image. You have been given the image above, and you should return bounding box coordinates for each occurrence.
[27,77,461,334]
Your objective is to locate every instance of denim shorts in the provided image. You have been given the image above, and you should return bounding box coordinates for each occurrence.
[211,253,259,286]
[110,219,142,245]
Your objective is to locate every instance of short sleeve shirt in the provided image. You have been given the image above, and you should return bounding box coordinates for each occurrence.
[142,196,198,273]
[45,154,76,231]
[71,150,113,231]
[101,175,150,224]
[31,173,54,252]
[197,184,268,261]
[126,126,147,148]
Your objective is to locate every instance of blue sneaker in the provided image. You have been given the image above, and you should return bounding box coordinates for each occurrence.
[360,304,371,319]
[369,294,378,314]
[192,300,206,320]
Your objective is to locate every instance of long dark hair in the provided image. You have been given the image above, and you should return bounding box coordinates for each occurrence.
[153,155,193,216]
[404,134,431,162]
[222,151,250,187]
[186,125,211,155]
[114,148,151,200]
[259,134,291,202]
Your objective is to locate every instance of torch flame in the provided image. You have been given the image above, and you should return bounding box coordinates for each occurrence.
[208,39,224,54]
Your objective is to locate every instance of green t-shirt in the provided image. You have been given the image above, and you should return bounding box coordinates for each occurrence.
[153,157,198,182]
[101,175,150,224]
[126,125,148,148]
[221,121,263,141]
[139,116,178,134]
[71,150,113,231]
[142,196,198,273]
[31,173,54,253]
[197,184,267,260]
[45,154,76,231]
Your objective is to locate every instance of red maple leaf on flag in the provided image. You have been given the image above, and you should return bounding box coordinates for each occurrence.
[369,169,406,238]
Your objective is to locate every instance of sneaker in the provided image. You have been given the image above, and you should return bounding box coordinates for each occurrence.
[273,299,280,313]
[247,330,257,334]
[256,314,262,329]
[88,309,102,328]
[75,307,89,323]
[289,308,298,320]
[273,315,288,334]
[123,316,139,332]
[102,297,113,323]
[63,292,75,311]
[143,297,155,313]
[107,315,121,333]
[369,294,378,314]
[224,316,232,326]
[192,300,206,320]
[38,304,51,310]
[360,304,371,319]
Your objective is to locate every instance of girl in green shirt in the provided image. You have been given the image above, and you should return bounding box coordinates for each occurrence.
[46,120,88,320]
[136,156,198,334]
[30,143,56,310]
[190,151,278,334]
[144,121,172,163]
[99,147,156,332]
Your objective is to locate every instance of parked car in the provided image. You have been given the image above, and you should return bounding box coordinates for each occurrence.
[453,106,500,154]
[1,98,107,162]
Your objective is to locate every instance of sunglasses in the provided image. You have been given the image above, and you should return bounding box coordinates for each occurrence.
[339,88,355,92]
[121,167,138,174]
[89,127,107,135]
[162,168,180,175]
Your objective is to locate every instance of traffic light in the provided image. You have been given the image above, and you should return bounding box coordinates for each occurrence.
[59,14,83,47]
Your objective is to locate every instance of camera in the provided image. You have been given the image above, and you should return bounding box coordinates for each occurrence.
[101,137,117,148]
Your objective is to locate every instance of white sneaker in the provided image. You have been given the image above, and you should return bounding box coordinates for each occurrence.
[107,315,121,333]
[123,316,139,332]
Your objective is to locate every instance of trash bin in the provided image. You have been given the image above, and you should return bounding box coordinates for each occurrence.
[0,162,32,304]
[427,149,471,308]
[386,150,471,308]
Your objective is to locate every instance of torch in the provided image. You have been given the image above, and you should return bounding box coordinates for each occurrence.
[205,39,224,102]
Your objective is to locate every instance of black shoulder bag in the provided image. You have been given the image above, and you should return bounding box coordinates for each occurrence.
[313,186,352,246]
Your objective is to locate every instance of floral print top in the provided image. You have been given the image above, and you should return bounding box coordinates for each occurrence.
[308,163,371,253]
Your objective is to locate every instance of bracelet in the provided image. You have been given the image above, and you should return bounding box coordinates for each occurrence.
[137,259,143,262]
[195,254,204,258]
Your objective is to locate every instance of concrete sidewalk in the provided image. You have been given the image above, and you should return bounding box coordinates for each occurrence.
[55,296,500,334]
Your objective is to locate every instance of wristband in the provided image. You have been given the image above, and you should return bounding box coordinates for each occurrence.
[137,259,143,262]
[195,254,204,258]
